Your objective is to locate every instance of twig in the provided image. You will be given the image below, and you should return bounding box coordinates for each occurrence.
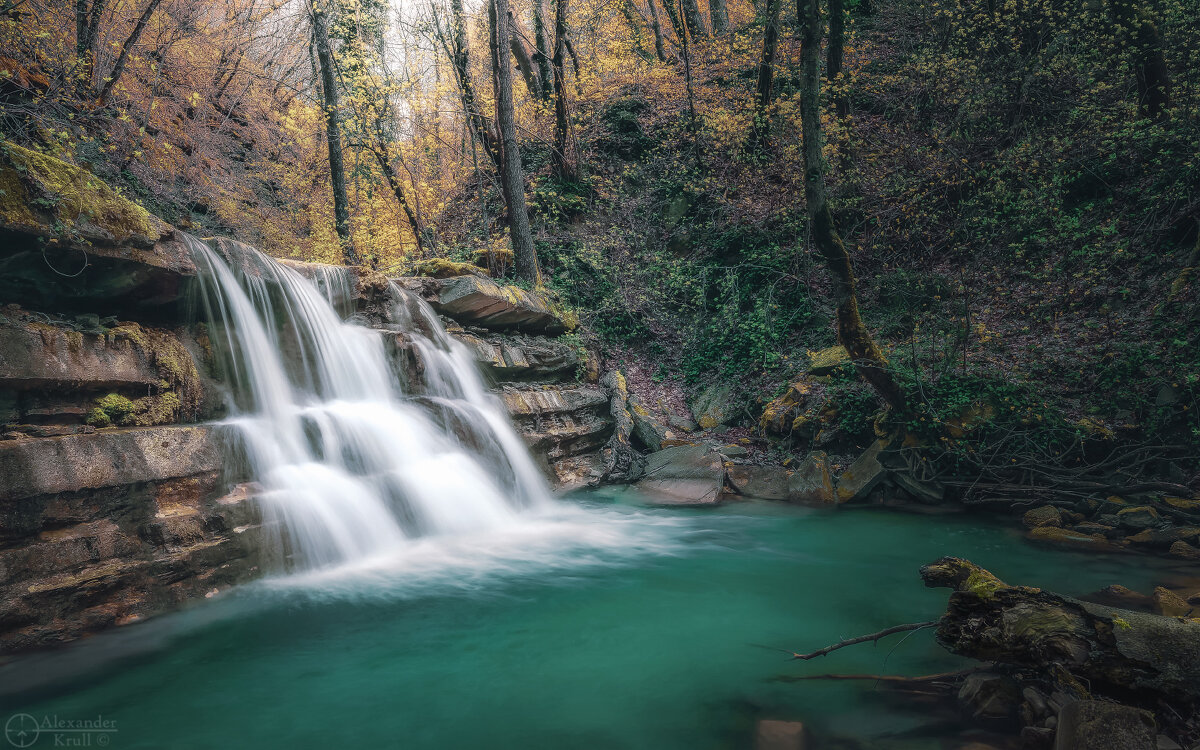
[783,621,939,661]
[770,668,977,683]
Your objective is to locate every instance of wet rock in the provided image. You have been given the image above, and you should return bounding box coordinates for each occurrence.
[787,452,837,505]
[759,379,821,437]
[1074,522,1118,537]
[0,425,219,505]
[1168,540,1200,561]
[957,672,1022,724]
[1155,735,1183,750]
[1053,701,1155,750]
[689,382,739,430]
[1088,584,1154,611]
[754,720,807,750]
[1027,526,1116,551]
[1124,526,1200,549]
[398,275,572,334]
[636,445,726,505]
[834,440,887,502]
[1115,506,1161,531]
[727,465,789,501]
[1024,505,1064,529]
[1151,587,1192,618]
[891,471,945,504]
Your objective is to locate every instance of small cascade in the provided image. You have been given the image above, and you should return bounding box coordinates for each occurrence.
[188,235,552,571]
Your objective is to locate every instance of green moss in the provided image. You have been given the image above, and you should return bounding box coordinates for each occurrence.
[0,141,155,242]
[409,258,487,279]
[107,323,202,420]
[86,393,136,427]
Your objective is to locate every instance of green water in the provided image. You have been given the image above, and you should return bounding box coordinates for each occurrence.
[0,491,1178,749]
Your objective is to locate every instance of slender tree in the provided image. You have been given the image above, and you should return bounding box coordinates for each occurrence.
[532,0,554,102]
[551,0,578,182]
[96,0,165,105]
[826,0,847,116]
[750,0,782,145]
[445,0,501,170]
[310,0,357,264]
[644,0,671,62]
[798,0,905,411]
[681,0,707,38]
[492,0,542,284]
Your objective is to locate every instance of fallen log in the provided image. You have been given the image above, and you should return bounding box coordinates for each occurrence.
[920,557,1200,706]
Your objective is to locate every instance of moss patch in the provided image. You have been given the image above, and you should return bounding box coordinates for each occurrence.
[0,141,155,243]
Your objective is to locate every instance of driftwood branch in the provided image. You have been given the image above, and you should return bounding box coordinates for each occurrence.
[785,621,939,661]
[771,668,977,683]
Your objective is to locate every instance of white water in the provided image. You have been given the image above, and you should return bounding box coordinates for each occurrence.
[188,236,555,571]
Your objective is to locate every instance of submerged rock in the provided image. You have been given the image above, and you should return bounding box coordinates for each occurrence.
[753,720,807,750]
[1053,701,1155,750]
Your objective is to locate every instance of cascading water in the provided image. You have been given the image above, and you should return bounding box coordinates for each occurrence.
[187,235,553,572]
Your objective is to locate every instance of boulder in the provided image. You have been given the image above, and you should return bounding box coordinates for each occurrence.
[1053,701,1155,750]
[628,393,672,451]
[787,452,837,505]
[689,382,739,430]
[1024,505,1064,529]
[1168,540,1200,561]
[636,445,726,505]
[1115,506,1161,531]
[759,379,820,436]
[834,440,887,502]
[957,672,1022,724]
[398,275,573,334]
[727,465,789,501]
[806,345,849,375]
[1124,526,1200,549]
[754,720,807,750]
[1151,587,1191,618]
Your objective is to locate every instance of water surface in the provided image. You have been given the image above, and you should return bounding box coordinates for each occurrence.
[1,493,1177,749]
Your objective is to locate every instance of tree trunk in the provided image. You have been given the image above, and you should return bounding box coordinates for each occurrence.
[450,0,501,171]
[75,0,105,95]
[798,0,904,411]
[492,0,542,284]
[310,0,357,264]
[552,0,578,182]
[827,0,847,117]
[373,147,425,256]
[96,0,164,105]
[751,0,781,144]
[708,0,728,34]
[620,0,654,62]
[681,0,707,38]
[509,21,544,101]
[532,0,554,102]
[1110,0,1171,117]
[644,0,670,62]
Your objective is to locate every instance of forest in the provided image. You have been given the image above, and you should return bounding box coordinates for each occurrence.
[0,0,1198,747]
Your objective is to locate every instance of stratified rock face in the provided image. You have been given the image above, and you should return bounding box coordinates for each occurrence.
[398,275,573,334]
[0,427,262,652]
[499,385,614,486]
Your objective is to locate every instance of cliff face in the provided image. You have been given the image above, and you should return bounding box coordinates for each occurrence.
[0,154,614,654]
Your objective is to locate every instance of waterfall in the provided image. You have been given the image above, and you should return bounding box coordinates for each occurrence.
[187,235,553,572]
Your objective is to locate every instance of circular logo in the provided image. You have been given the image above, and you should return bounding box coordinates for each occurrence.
[4,714,39,748]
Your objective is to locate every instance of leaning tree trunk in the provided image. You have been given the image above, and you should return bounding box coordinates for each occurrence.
[311,0,357,265]
[450,0,501,171]
[798,0,904,410]
[492,0,542,284]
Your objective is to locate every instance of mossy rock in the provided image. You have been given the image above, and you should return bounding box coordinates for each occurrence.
[409,258,489,279]
[0,141,157,245]
[806,345,849,375]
